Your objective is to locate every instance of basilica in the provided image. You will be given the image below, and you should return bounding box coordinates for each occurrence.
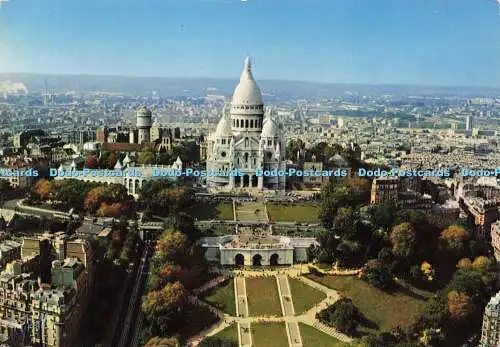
[206,57,286,190]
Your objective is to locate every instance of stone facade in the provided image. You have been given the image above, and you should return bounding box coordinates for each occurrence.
[206,57,286,190]
[201,235,316,266]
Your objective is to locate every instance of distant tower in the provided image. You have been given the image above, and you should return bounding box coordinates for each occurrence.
[466,115,474,131]
[44,78,48,106]
[136,106,152,144]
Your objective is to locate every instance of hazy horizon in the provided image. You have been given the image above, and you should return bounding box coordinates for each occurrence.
[1,0,499,87]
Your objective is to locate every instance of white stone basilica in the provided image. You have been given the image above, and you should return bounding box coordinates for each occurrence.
[206,57,286,190]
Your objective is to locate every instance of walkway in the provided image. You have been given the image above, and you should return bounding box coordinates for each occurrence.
[188,269,354,346]
[234,276,249,318]
[276,275,303,347]
[234,276,251,347]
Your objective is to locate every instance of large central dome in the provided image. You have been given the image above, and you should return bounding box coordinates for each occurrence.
[232,57,263,106]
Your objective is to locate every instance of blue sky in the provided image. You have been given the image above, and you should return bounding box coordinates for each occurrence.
[0,0,499,86]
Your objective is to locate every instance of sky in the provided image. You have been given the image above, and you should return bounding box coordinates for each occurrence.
[0,0,499,87]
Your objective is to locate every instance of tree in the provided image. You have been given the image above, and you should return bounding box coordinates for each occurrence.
[199,337,238,347]
[97,202,124,217]
[34,179,52,200]
[144,337,180,347]
[142,281,188,336]
[157,230,189,265]
[390,223,416,258]
[316,298,362,335]
[85,155,98,169]
[447,268,489,305]
[361,260,393,289]
[456,258,472,270]
[139,150,156,165]
[439,225,470,257]
[84,184,130,214]
[447,291,474,321]
[84,186,108,213]
[419,328,444,347]
[421,261,435,282]
[472,256,492,273]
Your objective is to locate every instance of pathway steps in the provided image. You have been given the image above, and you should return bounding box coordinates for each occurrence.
[277,275,303,347]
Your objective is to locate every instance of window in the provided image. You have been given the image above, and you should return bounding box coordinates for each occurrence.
[250,120,254,128]
[245,120,249,128]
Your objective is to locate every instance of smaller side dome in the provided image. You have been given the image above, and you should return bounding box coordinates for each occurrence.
[215,115,232,137]
[261,119,277,138]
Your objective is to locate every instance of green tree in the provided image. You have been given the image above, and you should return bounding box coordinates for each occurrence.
[316,298,362,335]
[139,150,156,165]
[361,260,393,289]
[390,223,416,258]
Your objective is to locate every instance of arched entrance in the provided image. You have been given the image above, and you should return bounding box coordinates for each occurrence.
[235,254,244,267]
[251,175,258,187]
[243,175,250,187]
[234,176,241,187]
[252,254,262,266]
[270,253,279,266]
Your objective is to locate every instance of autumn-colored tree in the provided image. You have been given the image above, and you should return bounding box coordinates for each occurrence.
[157,230,189,264]
[85,155,98,169]
[447,290,474,321]
[160,264,183,282]
[35,179,52,200]
[84,186,108,212]
[84,184,129,213]
[421,261,435,282]
[457,258,473,270]
[144,337,180,347]
[390,222,416,258]
[142,281,187,334]
[472,256,492,272]
[97,202,123,217]
[439,225,470,257]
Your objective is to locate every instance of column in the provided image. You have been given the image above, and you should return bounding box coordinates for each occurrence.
[258,176,264,190]
[249,175,253,188]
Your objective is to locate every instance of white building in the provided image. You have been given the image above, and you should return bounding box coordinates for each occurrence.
[206,57,286,190]
[55,154,183,198]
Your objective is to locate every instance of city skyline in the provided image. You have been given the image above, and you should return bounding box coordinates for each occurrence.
[0,0,499,87]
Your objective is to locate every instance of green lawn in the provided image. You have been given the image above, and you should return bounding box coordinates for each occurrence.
[251,323,289,347]
[299,323,350,347]
[246,277,282,316]
[306,275,430,333]
[201,279,237,316]
[211,323,238,344]
[266,203,320,222]
[289,277,327,314]
[235,202,268,221]
[188,201,233,220]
